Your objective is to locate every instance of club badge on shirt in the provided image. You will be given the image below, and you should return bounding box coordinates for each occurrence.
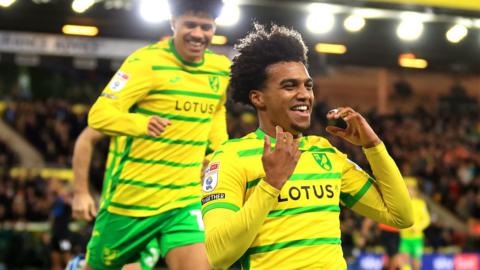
[203,162,219,193]
[109,71,130,92]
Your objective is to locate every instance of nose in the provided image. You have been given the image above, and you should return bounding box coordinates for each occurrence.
[190,26,204,38]
[297,85,311,101]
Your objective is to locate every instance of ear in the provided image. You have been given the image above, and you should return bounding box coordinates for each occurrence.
[249,90,265,110]
[170,17,176,32]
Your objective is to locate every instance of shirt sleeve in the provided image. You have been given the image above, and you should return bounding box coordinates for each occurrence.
[88,51,153,137]
[201,149,280,269]
[341,143,414,229]
[205,92,228,159]
[405,199,430,234]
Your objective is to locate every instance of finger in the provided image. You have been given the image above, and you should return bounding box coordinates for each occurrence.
[294,147,302,162]
[338,107,355,119]
[292,138,301,159]
[327,107,344,119]
[159,117,172,126]
[90,205,97,220]
[151,118,168,130]
[325,126,347,138]
[148,122,165,136]
[147,127,161,137]
[326,108,340,120]
[275,126,284,149]
[73,209,85,220]
[285,132,294,154]
[263,136,271,154]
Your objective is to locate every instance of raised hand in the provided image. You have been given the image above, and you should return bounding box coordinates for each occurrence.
[147,116,171,137]
[262,126,301,190]
[325,107,381,148]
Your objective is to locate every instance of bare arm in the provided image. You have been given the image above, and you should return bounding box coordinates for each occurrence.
[72,127,105,221]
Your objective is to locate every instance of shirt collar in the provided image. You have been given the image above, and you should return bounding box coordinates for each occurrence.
[253,128,307,149]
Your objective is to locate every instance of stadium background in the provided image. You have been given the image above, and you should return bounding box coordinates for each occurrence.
[0,0,479,269]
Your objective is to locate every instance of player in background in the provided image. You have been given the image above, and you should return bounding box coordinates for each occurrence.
[398,177,431,270]
[71,127,160,270]
[86,0,230,268]
[201,23,413,269]
[361,218,401,270]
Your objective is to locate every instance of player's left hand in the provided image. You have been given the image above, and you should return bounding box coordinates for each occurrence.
[325,107,381,148]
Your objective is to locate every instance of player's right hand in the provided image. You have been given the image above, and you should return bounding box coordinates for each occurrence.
[262,126,301,190]
[72,192,97,221]
[147,116,171,137]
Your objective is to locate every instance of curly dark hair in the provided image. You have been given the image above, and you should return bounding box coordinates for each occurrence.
[230,23,308,106]
[168,0,223,19]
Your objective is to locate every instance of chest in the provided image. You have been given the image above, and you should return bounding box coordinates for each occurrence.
[244,151,344,207]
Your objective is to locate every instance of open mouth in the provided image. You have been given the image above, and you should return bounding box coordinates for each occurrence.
[290,104,311,117]
[185,39,205,51]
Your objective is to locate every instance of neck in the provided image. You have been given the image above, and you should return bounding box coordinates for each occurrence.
[257,115,302,139]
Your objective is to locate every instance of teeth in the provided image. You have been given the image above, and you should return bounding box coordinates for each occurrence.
[292,105,308,112]
[189,41,202,46]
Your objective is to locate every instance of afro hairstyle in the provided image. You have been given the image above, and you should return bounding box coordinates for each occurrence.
[230,23,308,106]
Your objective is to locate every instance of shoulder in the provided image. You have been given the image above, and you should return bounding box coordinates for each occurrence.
[304,136,342,154]
[213,134,262,159]
[126,40,169,62]
[204,51,231,72]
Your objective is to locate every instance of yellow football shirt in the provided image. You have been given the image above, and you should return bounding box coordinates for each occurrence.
[202,129,413,269]
[88,38,230,217]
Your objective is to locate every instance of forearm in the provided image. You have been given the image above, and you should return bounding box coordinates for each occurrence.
[73,137,94,194]
[363,143,413,228]
[88,98,150,137]
[204,181,279,269]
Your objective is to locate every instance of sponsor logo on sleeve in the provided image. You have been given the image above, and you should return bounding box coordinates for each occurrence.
[202,162,219,193]
[201,193,226,205]
[109,71,130,92]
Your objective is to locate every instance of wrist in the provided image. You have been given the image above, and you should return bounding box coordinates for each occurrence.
[363,139,382,149]
[263,176,285,190]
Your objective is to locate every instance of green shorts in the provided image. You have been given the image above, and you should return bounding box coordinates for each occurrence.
[399,237,424,259]
[86,202,205,270]
[139,239,160,270]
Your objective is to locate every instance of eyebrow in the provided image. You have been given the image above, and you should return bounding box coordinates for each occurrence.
[280,78,313,85]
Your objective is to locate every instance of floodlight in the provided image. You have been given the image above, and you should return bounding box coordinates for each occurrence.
[139,0,170,23]
[306,13,335,34]
[446,24,468,43]
[306,3,336,34]
[344,14,365,32]
[216,1,240,27]
[72,0,95,13]
[0,0,15,8]
[397,19,423,41]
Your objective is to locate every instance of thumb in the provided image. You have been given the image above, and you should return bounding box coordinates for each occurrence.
[325,126,347,138]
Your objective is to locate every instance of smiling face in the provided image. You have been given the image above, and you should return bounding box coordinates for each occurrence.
[171,11,216,63]
[251,61,314,137]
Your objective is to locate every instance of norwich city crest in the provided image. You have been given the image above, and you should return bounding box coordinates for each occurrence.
[102,247,119,266]
[312,153,332,171]
[208,75,220,92]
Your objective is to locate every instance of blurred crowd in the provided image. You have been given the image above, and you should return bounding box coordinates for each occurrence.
[0,89,480,268]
